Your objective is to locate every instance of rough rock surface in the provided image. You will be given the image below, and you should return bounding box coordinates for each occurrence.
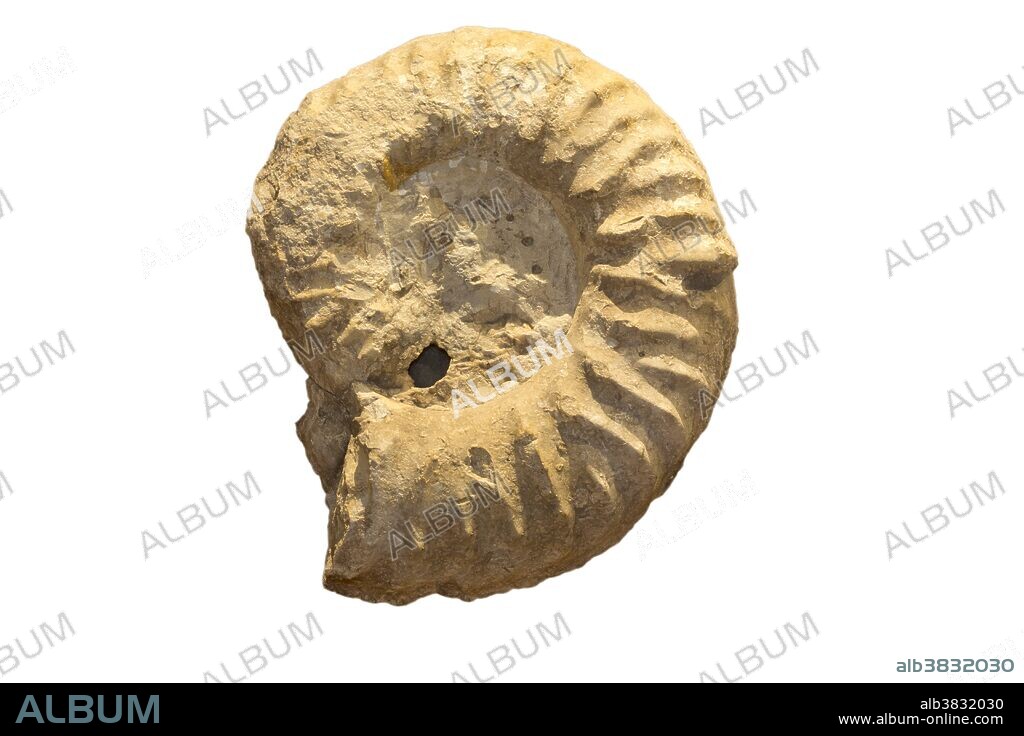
[246,27,739,604]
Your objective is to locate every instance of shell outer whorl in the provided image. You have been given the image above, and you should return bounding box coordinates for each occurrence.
[245,27,739,605]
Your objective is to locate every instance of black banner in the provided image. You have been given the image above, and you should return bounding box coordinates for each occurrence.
[0,683,1017,730]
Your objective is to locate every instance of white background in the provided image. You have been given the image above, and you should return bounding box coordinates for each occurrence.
[1,1,1021,683]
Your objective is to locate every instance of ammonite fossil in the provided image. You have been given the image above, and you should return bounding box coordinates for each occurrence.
[246,27,739,604]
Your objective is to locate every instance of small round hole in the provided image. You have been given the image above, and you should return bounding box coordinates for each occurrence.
[408,344,451,388]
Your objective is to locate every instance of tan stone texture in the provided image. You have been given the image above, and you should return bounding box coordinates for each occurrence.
[246,27,739,604]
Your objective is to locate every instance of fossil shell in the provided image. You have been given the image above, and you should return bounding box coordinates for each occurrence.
[246,27,739,604]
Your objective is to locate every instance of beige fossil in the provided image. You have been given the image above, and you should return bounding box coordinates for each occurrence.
[246,27,739,604]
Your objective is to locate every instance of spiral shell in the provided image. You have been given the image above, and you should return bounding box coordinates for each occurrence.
[246,27,738,604]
